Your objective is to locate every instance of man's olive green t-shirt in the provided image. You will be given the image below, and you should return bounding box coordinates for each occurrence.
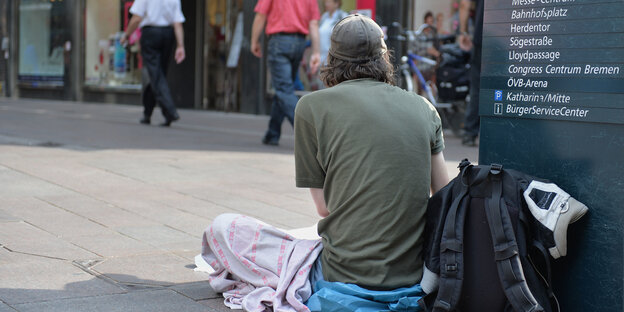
[294,79,444,290]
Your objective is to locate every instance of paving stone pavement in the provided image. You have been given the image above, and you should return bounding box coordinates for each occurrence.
[0,98,478,311]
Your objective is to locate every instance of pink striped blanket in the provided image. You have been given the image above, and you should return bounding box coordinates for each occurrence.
[198,214,322,311]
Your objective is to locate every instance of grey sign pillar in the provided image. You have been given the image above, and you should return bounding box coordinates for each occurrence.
[480,1,624,311]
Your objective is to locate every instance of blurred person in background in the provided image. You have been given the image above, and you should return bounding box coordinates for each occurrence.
[422,11,441,60]
[436,12,450,35]
[252,0,321,146]
[459,0,484,146]
[122,0,186,127]
[319,0,348,66]
[424,11,435,27]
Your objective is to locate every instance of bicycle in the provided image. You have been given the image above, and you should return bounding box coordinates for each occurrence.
[399,23,469,137]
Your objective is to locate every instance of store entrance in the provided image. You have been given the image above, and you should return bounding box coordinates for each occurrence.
[203,0,243,112]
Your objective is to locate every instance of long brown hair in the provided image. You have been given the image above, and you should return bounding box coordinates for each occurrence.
[320,51,395,87]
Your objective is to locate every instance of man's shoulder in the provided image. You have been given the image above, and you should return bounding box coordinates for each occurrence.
[300,84,350,105]
[305,80,427,101]
[349,80,432,104]
[298,89,329,111]
[296,91,322,118]
[296,86,348,120]
[300,79,435,113]
[380,83,436,108]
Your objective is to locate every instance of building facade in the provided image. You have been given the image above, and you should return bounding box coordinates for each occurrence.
[0,0,413,115]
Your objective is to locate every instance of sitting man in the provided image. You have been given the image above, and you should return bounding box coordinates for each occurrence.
[200,14,450,311]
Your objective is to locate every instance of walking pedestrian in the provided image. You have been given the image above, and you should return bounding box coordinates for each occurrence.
[251,0,321,146]
[122,0,185,127]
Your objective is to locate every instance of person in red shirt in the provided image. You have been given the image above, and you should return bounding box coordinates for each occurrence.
[251,0,321,146]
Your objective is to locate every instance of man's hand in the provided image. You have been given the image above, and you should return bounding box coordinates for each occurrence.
[309,52,320,74]
[251,13,267,58]
[175,46,185,64]
[308,19,320,73]
[173,22,185,63]
[458,33,473,52]
[251,40,262,58]
[123,15,142,46]
[120,33,128,46]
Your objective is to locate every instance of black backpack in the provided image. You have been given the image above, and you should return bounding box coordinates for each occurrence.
[419,160,587,312]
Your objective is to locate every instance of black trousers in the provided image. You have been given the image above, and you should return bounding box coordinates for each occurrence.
[140,26,178,120]
[464,0,484,138]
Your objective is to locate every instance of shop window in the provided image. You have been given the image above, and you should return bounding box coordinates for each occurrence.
[18,0,67,86]
[84,0,141,89]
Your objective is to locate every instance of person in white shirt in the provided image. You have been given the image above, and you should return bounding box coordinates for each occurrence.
[319,0,347,65]
[122,0,185,127]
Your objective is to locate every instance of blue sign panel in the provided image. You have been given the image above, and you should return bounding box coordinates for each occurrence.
[480,1,624,124]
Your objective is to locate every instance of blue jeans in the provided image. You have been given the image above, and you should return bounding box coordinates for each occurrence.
[264,34,307,143]
[309,253,325,293]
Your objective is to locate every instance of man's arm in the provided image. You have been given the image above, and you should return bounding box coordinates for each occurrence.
[431,152,450,194]
[458,0,473,51]
[251,13,267,58]
[309,188,329,218]
[172,22,185,64]
[121,15,142,45]
[459,0,471,34]
[308,19,321,73]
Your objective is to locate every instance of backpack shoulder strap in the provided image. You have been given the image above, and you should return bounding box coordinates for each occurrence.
[432,162,491,311]
[530,231,561,312]
[432,179,468,311]
[485,165,544,312]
